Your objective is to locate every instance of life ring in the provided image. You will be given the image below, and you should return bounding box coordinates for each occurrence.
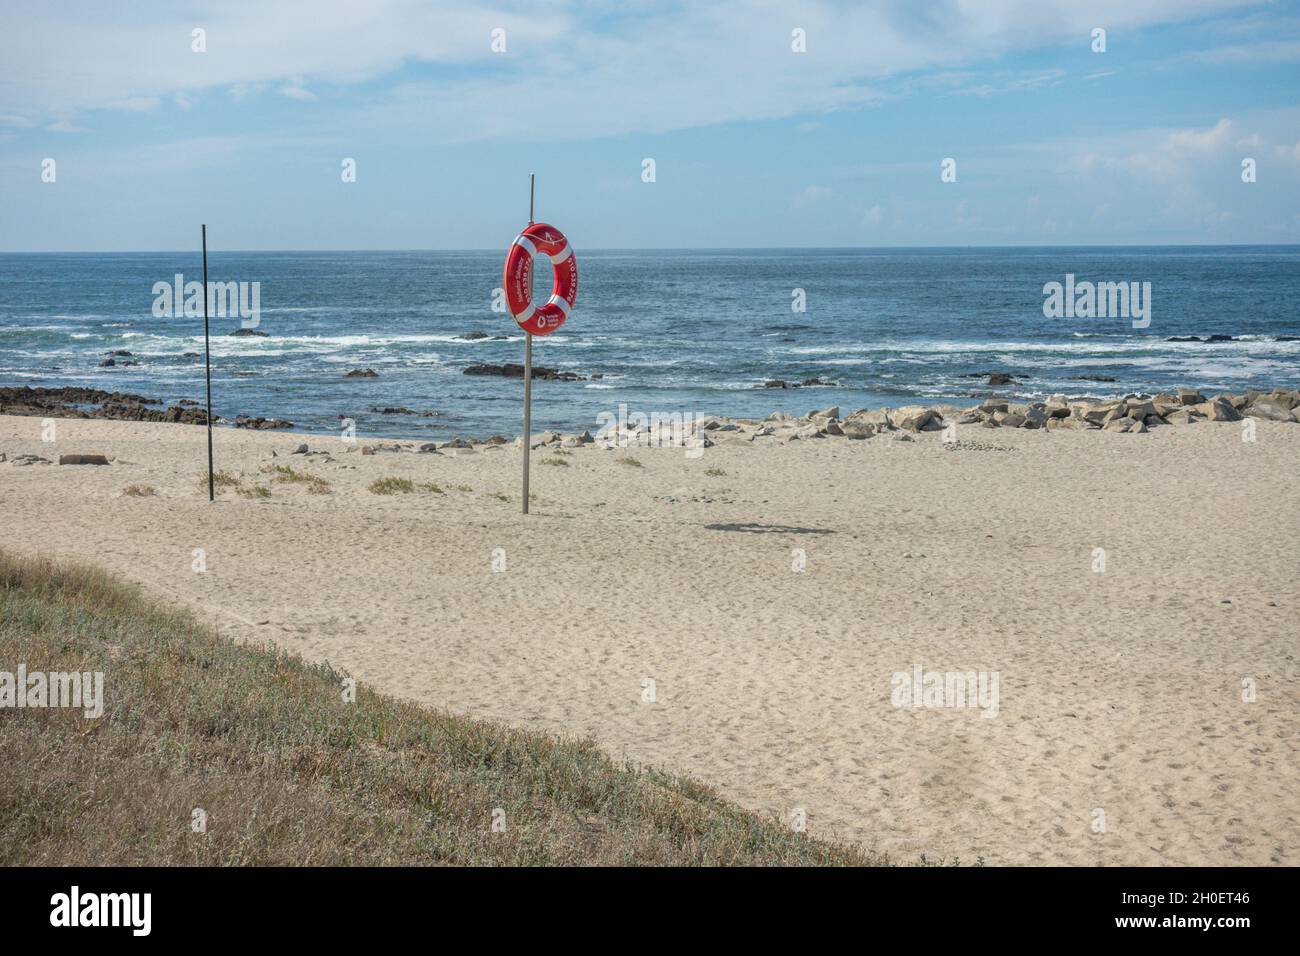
[503,222,577,336]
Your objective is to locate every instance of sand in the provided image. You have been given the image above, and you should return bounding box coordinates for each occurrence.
[2,412,1296,865]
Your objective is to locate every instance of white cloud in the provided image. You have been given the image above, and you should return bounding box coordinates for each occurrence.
[0,0,1269,143]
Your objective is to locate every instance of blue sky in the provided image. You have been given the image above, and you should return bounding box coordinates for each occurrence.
[0,0,1297,250]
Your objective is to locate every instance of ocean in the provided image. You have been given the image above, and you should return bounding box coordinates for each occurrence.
[2,246,1298,439]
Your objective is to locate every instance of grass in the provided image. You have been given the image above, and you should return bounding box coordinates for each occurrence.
[263,464,332,495]
[704,468,726,477]
[0,549,878,865]
[200,470,242,494]
[368,477,416,495]
[484,492,509,502]
[418,482,445,495]
[615,457,644,468]
[122,484,156,497]
[540,457,569,467]
[452,484,473,492]
[236,484,271,499]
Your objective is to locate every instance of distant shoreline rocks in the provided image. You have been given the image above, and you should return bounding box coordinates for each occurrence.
[463,363,585,382]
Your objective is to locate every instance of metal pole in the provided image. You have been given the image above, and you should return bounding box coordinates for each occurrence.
[202,224,214,502]
[522,174,535,514]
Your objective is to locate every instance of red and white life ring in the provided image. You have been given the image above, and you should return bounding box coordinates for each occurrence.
[503,222,577,336]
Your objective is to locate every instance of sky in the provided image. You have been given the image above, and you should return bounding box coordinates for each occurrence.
[0,0,1298,251]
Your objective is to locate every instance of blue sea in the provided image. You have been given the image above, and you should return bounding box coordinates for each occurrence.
[1,246,1298,439]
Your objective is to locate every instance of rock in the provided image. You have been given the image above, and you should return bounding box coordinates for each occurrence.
[232,415,294,430]
[370,406,421,415]
[58,454,110,465]
[957,411,981,425]
[1022,407,1048,428]
[1167,336,1202,342]
[810,405,840,420]
[785,424,824,441]
[1193,398,1242,422]
[1080,401,1121,425]
[417,443,440,453]
[766,411,795,422]
[1268,389,1300,409]
[231,328,269,337]
[978,401,1009,415]
[802,377,836,387]
[360,446,375,456]
[574,430,595,444]
[182,351,200,357]
[106,349,133,357]
[463,363,584,382]
[843,408,890,427]
[841,422,873,440]
[99,358,116,367]
[1245,399,1296,422]
[10,454,51,465]
[292,444,309,455]
[485,435,508,445]
[888,406,936,431]
[1125,400,1157,421]
[457,330,491,340]
[440,437,472,450]
[823,420,844,436]
[893,432,914,442]
[986,373,1015,386]
[1177,388,1206,406]
[345,369,379,378]
[1001,413,1026,428]
[1072,374,1117,382]
[1103,417,1135,433]
[1164,408,1200,425]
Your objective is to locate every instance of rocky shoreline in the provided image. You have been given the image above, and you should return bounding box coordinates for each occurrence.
[4,384,1297,450]
[0,386,293,430]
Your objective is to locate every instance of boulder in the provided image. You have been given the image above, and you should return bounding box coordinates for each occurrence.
[986,373,1015,386]
[1022,407,1048,429]
[345,368,379,378]
[1177,388,1206,406]
[417,443,440,453]
[1103,417,1136,433]
[1000,413,1026,429]
[1244,399,1296,422]
[809,405,840,420]
[1193,398,1243,422]
[58,454,110,465]
[841,422,874,440]
[231,328,269,337]
[464,363,584,382]
[888,406,936,431]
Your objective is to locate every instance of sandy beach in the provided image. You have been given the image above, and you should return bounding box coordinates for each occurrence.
[2,410,1296,865]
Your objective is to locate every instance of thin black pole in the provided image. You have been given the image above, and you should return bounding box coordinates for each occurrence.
[522,174,534,515]
[202,224,213,502]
